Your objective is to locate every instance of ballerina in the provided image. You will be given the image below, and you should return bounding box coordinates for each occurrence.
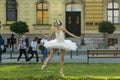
[40,19,80,76]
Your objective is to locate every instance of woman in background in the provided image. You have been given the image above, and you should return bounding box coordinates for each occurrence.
[27,37,39,62]
[17,36,27,62]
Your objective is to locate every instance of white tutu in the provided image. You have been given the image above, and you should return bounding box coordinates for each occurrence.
[44,39,77,51]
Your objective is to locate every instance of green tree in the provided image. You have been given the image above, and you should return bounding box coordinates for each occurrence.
[10,21,29,44]
[98,21,115,47]
[10,21,29,35]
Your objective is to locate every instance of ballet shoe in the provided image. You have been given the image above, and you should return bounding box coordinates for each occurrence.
[59,69,64,76]
[41,64,47,70]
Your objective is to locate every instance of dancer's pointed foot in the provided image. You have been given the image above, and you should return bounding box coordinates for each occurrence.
[59,69,64,76]
[41,64,47,70]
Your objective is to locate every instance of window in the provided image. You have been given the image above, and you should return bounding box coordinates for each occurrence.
[107,2,119,24]
[37,2,48,24]
[6,0,17,24]
[66,4,81,11]
[108,38,118,46]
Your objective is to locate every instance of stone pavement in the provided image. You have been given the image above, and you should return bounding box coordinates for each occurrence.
[1,51,86,63]
[1,50,120,63]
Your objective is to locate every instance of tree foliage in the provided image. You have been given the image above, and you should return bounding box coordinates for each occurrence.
[98,21,116,47]
[99,21,115,34]
[10,21,29,35]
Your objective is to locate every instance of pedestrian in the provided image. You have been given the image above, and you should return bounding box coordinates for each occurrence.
[9,34,16,53]
[40,19,80,76]
[17,35,28,62]
[25,37,29,48]
[27,37,39,62]
[40,37,48,62]
[0,34,4,62]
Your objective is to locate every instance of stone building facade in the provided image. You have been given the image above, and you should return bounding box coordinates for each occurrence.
[0,0,120,46]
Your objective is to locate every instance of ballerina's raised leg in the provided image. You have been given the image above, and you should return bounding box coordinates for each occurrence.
[41,48,57,70]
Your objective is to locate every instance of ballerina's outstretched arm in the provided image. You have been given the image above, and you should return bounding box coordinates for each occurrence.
[63,27,81,39]
[39,30,55,39]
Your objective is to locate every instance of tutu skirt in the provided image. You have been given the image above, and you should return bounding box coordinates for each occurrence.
[44,39,77,51]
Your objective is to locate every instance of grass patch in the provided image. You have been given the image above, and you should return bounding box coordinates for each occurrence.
[0,63,120,80]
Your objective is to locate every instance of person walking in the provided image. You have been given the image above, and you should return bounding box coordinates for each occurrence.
[0,34,4,62]
[40,37,48,62]
[27,37,39,62]
[9,34,16,53]
[40,19,80,76]
[17,36,28,62]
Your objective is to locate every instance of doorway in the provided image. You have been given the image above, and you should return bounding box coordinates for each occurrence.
[66,4,81,37]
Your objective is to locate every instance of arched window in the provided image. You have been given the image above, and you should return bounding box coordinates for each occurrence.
[66,4,81,11]
[107,2,119,24]
[6,0,17,24]
[37,2,48,24]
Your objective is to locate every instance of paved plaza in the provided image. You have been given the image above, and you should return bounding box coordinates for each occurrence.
[1,50,120,63]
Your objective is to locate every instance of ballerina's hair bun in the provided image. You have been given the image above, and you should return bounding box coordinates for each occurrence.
[56,19,62,26]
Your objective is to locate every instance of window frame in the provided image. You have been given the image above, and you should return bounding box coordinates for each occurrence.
[36,2,48,25]
[6,0,17,25]
[107,1,119,24]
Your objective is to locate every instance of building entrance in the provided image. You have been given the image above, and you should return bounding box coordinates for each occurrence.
[65,3,81,37]
[66,11,81,37]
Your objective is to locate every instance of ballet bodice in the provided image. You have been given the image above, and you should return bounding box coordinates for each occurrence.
[55,30,65,42]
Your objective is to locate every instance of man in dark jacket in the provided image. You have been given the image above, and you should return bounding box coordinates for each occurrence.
[0,34,4,62]
[9,34,16,53]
